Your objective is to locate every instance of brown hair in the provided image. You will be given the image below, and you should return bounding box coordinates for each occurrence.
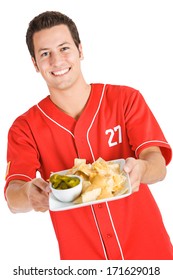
[26,11,81,59]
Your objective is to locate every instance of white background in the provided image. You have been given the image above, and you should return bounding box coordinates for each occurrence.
[0,0,173,275]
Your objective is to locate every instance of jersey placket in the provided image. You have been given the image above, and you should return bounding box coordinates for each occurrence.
[73,84,106,162]
[92,202,124,260]
[73,84,124,259]
[73,129,94,161]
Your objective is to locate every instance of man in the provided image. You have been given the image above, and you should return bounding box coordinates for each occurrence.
[5,11,173,259]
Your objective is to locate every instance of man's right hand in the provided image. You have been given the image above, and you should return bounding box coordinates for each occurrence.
[6,178,51,213]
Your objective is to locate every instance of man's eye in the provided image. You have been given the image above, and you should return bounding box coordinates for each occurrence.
[61,47,70,52]
[41,52,49,57]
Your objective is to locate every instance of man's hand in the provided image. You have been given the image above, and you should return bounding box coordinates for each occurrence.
[6,178,51,213]
[26,178,50,212]
[123,146,167,193]
[123,157,146,192]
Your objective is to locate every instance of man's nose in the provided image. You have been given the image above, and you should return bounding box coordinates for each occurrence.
[50,52,64,66]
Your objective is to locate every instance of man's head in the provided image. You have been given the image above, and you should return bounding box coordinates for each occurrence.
[26,11,81,59]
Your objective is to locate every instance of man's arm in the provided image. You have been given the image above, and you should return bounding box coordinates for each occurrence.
[124,146,167,192]
[5,178,50,213]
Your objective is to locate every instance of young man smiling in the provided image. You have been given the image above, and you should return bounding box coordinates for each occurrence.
[5,11,173,260]
[32,24,90,119]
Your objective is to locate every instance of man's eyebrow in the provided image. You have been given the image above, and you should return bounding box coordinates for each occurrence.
[38,42,70,53]
[58,42,70,47]
[38,47,49,53]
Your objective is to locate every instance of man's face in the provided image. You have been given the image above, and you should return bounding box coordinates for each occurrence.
[32,24,83,92]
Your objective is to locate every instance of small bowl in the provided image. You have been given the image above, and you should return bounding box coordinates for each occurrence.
[50,173,82,202]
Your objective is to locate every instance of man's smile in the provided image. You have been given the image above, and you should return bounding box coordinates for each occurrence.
[51,67,71,76]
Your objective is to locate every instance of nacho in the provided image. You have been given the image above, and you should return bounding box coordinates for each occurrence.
[66,157,128,203]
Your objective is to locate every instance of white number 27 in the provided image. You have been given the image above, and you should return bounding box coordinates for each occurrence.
[105,125,122,147]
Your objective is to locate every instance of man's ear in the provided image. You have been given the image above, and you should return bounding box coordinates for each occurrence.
[31,57,39,72]
[78,44,84,60]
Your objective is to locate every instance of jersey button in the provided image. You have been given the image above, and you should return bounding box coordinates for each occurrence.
[98,204,102,208]
[106,233,112,238]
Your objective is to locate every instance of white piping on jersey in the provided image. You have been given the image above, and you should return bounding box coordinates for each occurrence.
[37,104,75,138]
[106,202,125,260]
[91,205,108,260]
[135,140,169,157]
[86,84,106,162]
[7,174,32,181]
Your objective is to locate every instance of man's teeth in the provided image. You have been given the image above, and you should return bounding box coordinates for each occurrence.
[52,68,69,76]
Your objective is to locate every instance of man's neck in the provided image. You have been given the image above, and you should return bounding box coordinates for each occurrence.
[49,82,91,119]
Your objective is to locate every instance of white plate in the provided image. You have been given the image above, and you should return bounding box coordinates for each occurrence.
[49,159,132,211]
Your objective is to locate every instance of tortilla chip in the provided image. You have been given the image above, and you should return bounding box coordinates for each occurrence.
[81,188,101,203]
[67,157,128,204]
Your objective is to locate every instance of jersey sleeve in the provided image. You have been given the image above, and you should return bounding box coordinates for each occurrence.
[124,89,172,165]
[5,116,41,189]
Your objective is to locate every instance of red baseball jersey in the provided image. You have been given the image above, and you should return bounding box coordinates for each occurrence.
[5,84,173,259]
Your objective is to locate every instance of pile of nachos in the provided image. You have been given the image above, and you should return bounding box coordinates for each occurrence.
[66,157,129,204]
